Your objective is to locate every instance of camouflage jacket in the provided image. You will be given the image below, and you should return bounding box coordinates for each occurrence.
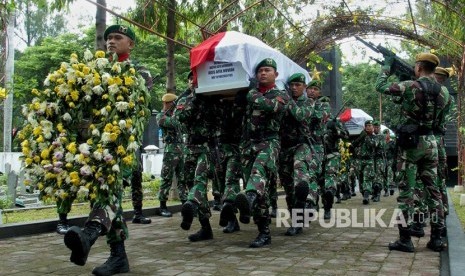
[280,94,314,148]
[375,73,448,132]
[352,131,380,160]
[242,86,290,145]
[156,106,182,153]
[309,96,331,143]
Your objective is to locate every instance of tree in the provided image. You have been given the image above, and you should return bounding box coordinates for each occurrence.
[95,0,106,50]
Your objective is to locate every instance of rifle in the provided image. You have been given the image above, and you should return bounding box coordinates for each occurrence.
[355,36,415,81]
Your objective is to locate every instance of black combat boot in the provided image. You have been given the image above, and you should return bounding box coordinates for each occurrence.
[56,213,71,235]
[188,218,213,242]
[64,221,103,266]
[427,227,446,252]
[388,226,414,253]
[390,189,395,196]
[92,241,129,276]
[212,192,222,211]
[250,216,271,248]
[157,201,172,218]
[270,198,278,219]
[219,201,235,227]
[362,190,370,205]
[323,189,334,220]
[383,188,389,197]
[223,216,240,233]
[180,200,199,230]
[410,213,425,238]
[132,208,152,224]
[235,191,257,224]
[372,184,381,202]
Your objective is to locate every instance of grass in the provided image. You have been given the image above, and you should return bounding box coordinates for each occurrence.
[448,188,465,231]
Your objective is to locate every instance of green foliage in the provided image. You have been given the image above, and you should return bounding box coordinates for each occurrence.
[143,178,161,197]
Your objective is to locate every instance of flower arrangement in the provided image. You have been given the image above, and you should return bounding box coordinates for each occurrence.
[0,87,6,101]
[17,50,151,203]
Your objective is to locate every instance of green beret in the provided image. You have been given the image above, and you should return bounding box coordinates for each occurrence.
[104,25,136,42]
[255,58,277,73]
[162,93,178,102]
[364,120,373,126]
[434,67,450,78]
[415,53,439,66]
[307,80,321,89]
[287,73,306,84]
[373,120,380,126]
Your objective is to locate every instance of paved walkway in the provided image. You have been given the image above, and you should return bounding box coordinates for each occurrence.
[0,193,442,276]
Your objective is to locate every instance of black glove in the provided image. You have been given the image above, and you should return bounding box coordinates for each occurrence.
[248,77,258,90]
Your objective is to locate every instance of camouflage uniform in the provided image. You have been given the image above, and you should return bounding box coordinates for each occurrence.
[235,79,290,247]
[175,90,216,241]
[373,130,387,197]
[376,55,448,252]
[156,103,186,203]
[384,137,397,194]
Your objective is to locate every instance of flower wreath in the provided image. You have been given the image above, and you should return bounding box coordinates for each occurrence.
[18,50,151,203]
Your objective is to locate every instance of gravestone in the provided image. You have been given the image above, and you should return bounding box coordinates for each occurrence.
[6,164,17,209]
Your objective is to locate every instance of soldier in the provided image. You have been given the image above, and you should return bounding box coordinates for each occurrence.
[64,24,151,275]
[382,129,396,196]
[234,58,290,248]
[322,117,349,217]
[372,120,386,200]
[376,53,447,252]
[174,73,216,242]
[276,73,315,236]
[156,93,186,217]
[351,120,380,205]
[217,98,245,233]
[306,80,331,216]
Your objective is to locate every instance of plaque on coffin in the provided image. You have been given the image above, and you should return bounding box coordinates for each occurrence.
[195,61,249,96]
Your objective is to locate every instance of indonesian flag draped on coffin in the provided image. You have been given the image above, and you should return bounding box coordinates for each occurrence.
[339,108,374,135]
[190,31,311,95]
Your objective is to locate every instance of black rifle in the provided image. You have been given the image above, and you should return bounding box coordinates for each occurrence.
[355,36,415,81]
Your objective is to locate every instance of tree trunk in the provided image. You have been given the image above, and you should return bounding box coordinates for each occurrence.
[165,0,176,93]
[3,11,15,152]
[95,0,106,51]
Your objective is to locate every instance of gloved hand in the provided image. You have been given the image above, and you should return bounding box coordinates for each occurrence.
[382,55,395,75]
[248,77,258,90]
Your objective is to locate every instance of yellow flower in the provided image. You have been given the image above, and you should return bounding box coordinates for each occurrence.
[69,171,80,186]
[70,53,78,59]
[31,88,40,96]
[110,133,118,141]
[124,76,134,86]
[129,68,136,75]
[60,192,68,199]
[33,156,41,163]
[69,102,76,108]
[67,142,77,154]
[95,50,105,58]
[37,182,44,191]
[122,155,133,165]
[57,123,64,133]
[129,135,135,142]
[116,145,126,156]
[105,105,111,112]
[41,148,50,159]
[128,101,135,109]
[104,123,113,132]
[25,158,33,165]
[66,163,73,169]
[70,90,80,101]
[36,135,44,143]
[45,172,56,179]
[108,175,115,184]
[102,94,109,100]
[82,66,90,75]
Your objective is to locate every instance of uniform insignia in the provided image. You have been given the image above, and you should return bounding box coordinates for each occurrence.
[119,26,128,34]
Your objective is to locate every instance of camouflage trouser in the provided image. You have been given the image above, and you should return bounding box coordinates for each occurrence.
[310,143,324,194]
[385,158,396,190]
[279,143,318,210]
[210,148,225,199]
[360,159,375,194]
[221,144,242,203]
[241,139,280,217]
[158,146,186,202]
[396,135,443,229]
[88,186,128,244]
[374,157,386,189]
[436,135,448,215]
[56,193,77,215]
[322,152,340,193]
[185,144,211,220]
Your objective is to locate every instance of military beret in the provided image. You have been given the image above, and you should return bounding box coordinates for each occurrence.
[373,120,380,126]
[287,73,306,84]
[255,58,277,73]
[307,80,321,89]
[104,25,136,42]
[162,93,178,102]
[364,120,373,126]
[434,67,450,78]
[415,53,440,66]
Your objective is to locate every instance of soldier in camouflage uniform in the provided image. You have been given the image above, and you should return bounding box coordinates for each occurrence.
[383,129,396,196]
[351,120,381,205]
[376,53,447,252]
[275,73,315,236]
[174,76,217,242]
[64,25,151,275]
[55,195,78,234]
[322,117,350,218]
[372,121,386,200]
[234,58,290,248]
[306,80,331,215]
[217,98,245,233]
[156,93,186,218]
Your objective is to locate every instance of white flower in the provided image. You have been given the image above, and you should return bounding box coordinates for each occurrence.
[100,184,109,190]
[44,75,51,86]
[103,153,113,162]
[101,73,111,85]
[92,85,104,95]
[53,150,64,160]
[100,107,108,116]
[79,143,91,156]
[92,128,100,137]
[112,164,120,172]
[53,161,63,168]
[111,63,121,74]
[83,49,93,61]
[118,120,126,129]
[77,186,89,198]
[84,95,92,102]
[101,132,111,143]
[43,164,53,171]
[96,58,109,70]
[108,84,119,95]
[80,165,92,176]
[93,150,102,160]
[65,152,75,163]
[62,113,72,122]
[127,141,139,152]
[44,186,54,195]
[115,101,129,112]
